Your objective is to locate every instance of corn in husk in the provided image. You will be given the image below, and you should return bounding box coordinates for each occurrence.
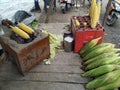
[80,37,101,55]
[83,44,115,61]
[81,43,114,57]
[84,52,117,65]
[43,30,62,61]
[96,78,120,90]
[82,65,120,77]
[86,70,120,89]
[86,55,120,70]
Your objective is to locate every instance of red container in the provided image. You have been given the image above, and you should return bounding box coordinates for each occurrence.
[71,16,104,53]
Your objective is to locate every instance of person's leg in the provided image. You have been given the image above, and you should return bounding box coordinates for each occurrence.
[52,0,56,12]
[66,1,68,11]
[34,0,41,11]
[88,0,91,6]
[43,0,46,10]
[44,0,48,12]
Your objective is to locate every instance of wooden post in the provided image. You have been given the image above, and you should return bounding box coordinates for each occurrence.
[102,0,113,26]
[45,0,54,23]
[76,0,78,8]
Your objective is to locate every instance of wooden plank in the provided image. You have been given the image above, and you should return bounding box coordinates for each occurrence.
[39,23,69,34]
[51,52,82,66]
[30,65,83,73]
[0,63,18,72]
[0,51,82,72]
[45,0,54,23]
[0,81,86,90]
[0,72,90,83]
[0,63,83,74]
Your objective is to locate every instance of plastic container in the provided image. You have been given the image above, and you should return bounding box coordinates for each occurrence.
[63,30,72,38]
[71,16,104,53]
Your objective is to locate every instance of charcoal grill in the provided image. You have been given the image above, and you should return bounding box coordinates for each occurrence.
[0,27,50,75]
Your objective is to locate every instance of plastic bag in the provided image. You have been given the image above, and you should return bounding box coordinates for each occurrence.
[13,10,32,24]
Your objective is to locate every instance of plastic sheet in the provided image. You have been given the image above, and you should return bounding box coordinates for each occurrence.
[0,0,44,19]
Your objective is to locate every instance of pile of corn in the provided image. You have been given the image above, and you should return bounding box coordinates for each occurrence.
[79,37,120,90]
[89,0,101,28]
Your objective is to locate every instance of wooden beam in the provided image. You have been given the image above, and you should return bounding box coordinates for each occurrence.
[45,0,54,23]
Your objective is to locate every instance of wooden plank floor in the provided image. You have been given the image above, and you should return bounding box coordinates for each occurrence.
[0,52,90,90]
[0,23,90,90]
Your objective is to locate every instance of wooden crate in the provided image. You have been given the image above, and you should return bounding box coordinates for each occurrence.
[71,16,104,53]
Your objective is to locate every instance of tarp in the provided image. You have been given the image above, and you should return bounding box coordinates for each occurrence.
[0,0,44,19]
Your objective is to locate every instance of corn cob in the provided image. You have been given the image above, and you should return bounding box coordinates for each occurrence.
[83,44,115,61]
[82,65,120,77]
[84,52,116,65]
[18,23,35,34]
[96,78,120,90]
[81,43,114,57]
[91,5,98,28]
[74,16,80,27]
[11,26,30,39]
[89,0,96,18]
[86,55,120,70]
[96,1,101,22]
[86,70,120,89]
[80,37,101,55]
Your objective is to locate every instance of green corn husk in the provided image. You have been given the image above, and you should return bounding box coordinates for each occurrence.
[81,43,114,57]
[116,60,120,64]
[80,37,101,55]
[83,44,116,61]
[96,78,120,90]
[86,70,120,89]
[113,58,120,64]
[43,30,62,61]
[84,52,117,65]
[81,65,120,77]
[86,55,120,70]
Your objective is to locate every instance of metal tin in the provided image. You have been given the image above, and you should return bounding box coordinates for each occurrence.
[64,36,73,52]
